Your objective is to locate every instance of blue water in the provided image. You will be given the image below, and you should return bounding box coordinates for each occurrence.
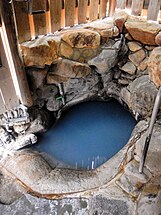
[35,100,136,170]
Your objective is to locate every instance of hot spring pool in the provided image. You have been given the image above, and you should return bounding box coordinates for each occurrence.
[35,100,136,170]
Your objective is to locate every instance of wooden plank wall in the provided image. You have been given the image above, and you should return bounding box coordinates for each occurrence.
[0,35,19,113]
[13,0,161,44]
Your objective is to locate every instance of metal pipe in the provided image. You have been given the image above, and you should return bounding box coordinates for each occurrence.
[58,83,65,106]
[139,86,161,173]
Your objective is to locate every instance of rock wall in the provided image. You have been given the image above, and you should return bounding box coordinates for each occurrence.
[1,10,161,153]
[0,10,161,214]
[22,11,161,121]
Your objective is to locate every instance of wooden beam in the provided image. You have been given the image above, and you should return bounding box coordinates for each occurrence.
[32,0,47,36]
[147,0,160,21]
[65,0,75,27]
[13,0,31,43]
[116,0,126,9]
[50,0,62,32]
[89,0,99,21]
[78,0,88,23]
[0,0,32,107]
[99,0,108,19]
[126,0,132,9]
[0,36,19,110]
[131,0,144,16]
[109,0,116,16]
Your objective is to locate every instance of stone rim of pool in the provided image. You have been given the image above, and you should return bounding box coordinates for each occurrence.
[34,99,136,170]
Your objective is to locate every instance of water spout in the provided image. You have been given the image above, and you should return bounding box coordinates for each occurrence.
[139,86,161,173]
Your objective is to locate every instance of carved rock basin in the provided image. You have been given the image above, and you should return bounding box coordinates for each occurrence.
[35,99,136,170]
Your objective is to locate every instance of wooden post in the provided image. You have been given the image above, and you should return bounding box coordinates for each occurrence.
[131,0,144,16]
[109,0,116,16]
[32,0,47,36]
[147,0,160,21]
[50,0,62,32]
[65,0,75,27]
[78,0,88,23]
[0,0,32,107]
[13,0,31,43]
[0,35,19,111]
[99,0,108,19]
[126,0,132,9]
[116,0,127,9]
[89,0,99,21]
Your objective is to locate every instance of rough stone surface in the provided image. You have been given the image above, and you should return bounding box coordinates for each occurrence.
[26,67,48,91]
[135,124,161,175]
[127,41,142,52]
[59,41,74,58]
[63,72,99,95]
[92,195,132,215]
[120,61,136,75]
[61,29,100,49]
[0,171,25,204]
[84,17,119,38]
[0,136,134,195]
[0,194,90,215]
[114,10,128,32]
[47,59,91,84]
[116,160,152,197]
[155,31,161,45]
[125,18,161,45]
[59,42,99,63]
[21,36,60,67]
[128,49,146,67]
[1,150,52,186]
[88,49,118,74]
[120,75,157,117]
[27,108,53,133]
[148,47,161,88]
[138,57,148,71]
[137,177,161,215]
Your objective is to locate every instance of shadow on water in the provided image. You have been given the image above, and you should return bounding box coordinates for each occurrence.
[34,99,136,170]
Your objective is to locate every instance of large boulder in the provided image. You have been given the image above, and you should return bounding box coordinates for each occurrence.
[60,29,100,48]
[148,47,161,88]
[47,59,91,84]
[155,31,161,45]
[114,10,128,32]
[88,49,118,74]
[26,67,48,91]
[84,17,119,38]
[59,29,100,62]
[125,17,161,45]
[21,35,60,67]
[120,75,157,117]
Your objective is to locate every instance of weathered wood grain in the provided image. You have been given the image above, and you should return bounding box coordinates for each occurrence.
[89,0,99,21]
[78,0,88,23]
[99,0,108,18]
[65,0,75,26]
[116,0,126,9]
[131,0,144,16]
[0,91,6,114]
[0,36,19,111]
[109,0,116,16]
[32,0,47,36]
[147,0,160,21]
[126,0,132,8]
[50,0,62,32]
[13,0,31,43]
[0,0,32,107]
